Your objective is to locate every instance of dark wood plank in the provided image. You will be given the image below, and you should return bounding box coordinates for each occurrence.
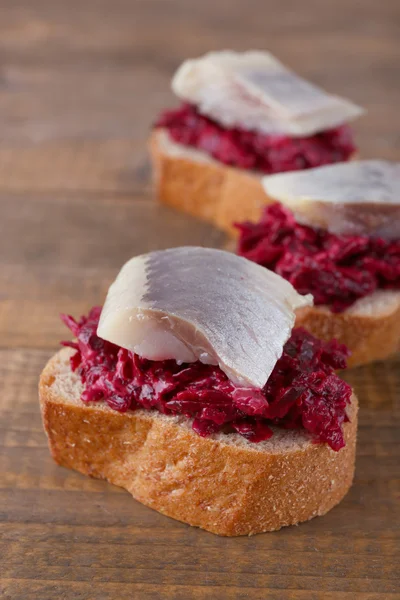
[1,0,399,71]
[2,580,394,600]
[0,191,224,348]
[0,0,399,598]
[0,140,153,193]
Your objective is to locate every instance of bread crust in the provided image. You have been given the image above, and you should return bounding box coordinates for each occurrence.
[39,348,358,536]
[149,129,270,236]
[295,293,400,367]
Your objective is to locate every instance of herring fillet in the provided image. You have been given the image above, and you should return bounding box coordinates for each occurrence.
[262,160,400,240]
[97,247,312,389]
[172,50,364,137]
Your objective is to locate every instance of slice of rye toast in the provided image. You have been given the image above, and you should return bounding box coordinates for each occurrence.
[39,348,358,536]
[295,290,400,368]
[149,128,357,237]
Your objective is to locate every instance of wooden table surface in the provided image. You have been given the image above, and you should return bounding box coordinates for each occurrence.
[1,1,399,598]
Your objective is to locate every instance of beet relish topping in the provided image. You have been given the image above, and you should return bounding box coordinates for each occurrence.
[61,307,352,451]
[236,204,400,313]
[155,103,356,174]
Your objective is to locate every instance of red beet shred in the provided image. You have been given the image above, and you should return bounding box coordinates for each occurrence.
[155,103,356,174]
[61,307,352,451]
[236,204,400,312]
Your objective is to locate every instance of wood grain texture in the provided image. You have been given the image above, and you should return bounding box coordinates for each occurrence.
[0,0,399,598]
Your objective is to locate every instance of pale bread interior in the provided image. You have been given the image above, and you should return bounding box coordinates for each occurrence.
[50,347,326,454]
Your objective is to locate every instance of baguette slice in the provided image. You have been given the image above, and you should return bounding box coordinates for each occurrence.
[150,128,357,237]
[295,290,400,368]
[39,348,358,536]
[150,128,272,236]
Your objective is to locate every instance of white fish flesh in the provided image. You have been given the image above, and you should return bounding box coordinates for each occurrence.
[97,247,312,389]
[172,50,364,137]
[262,160,400,240]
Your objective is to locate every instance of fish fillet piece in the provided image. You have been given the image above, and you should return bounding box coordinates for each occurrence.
[172,50,364,137]
[97,247,312,389]
[262,160,400,240]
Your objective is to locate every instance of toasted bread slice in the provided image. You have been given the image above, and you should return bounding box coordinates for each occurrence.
[295,290,400,367]
[149,128,357,236]
[39,348,358,536]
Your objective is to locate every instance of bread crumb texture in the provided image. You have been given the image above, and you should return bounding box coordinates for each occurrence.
[39,348,358,536]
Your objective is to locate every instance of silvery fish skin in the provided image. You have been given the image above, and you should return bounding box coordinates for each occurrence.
[262,160,400,240]
[97,247,312,389]
[172,50,364,137]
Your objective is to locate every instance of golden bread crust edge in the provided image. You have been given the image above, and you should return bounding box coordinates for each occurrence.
[295,301,400,367]
[39,349,358,536]
[149,129,271,236]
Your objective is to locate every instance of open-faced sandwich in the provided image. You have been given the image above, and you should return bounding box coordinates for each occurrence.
[150,51,364,234]
[39,247,357,536]
[236,160,400,367]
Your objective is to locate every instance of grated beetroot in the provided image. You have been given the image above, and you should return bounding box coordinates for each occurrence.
[155,103,356,174]
[236,204,400,312]
[61,307,352,451]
